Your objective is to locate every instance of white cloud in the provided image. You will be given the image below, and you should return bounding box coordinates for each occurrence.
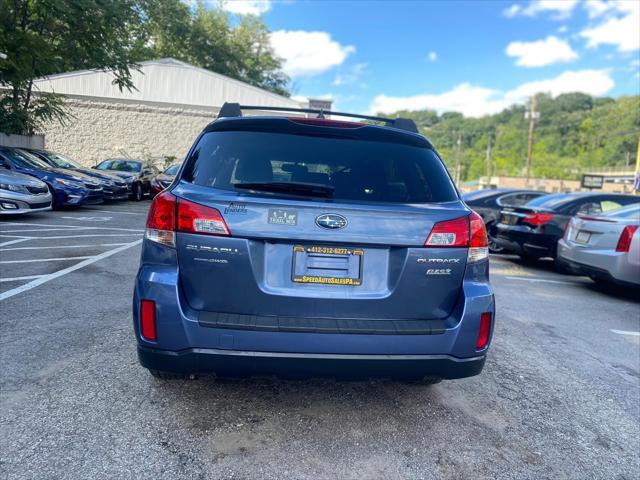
[369,69,614,117]
[583,0,611,18]
[269,30,355,77]
[333,63,368,86]
[504,0,579,20]
[580,1,640,51]
[505,69,614,100]
[506,36,578,67]
[217,0,272,15]
[557,25,568,33]
[503,4,522,17]
[427,51,438,62]
[370,84,511,118]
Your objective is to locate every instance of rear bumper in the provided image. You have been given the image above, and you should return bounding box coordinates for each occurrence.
[494,227,557,258]
[557,239,640,286]
[138,345,486,379]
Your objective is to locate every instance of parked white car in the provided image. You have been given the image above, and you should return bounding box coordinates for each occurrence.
[0,168,52,215]
[558,204,640,286]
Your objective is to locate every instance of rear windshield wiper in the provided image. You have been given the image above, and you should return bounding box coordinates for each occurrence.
[233,181,335,198]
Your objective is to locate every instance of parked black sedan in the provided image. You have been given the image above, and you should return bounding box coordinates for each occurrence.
[22,149,129,201]
[494,192,639,261]
[462,188,547,252]
[93,159,159,201]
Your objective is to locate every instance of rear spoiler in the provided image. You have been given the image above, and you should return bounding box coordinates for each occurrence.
[217,102,420,134]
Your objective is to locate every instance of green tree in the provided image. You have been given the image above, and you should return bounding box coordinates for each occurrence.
[0,0,144,134]
[136,0,289,96]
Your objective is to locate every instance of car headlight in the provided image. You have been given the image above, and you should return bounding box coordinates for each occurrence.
[55,178,84,188]
[0,182,29,194]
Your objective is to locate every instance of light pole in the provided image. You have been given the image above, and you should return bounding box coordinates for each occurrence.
[524,95,540,187]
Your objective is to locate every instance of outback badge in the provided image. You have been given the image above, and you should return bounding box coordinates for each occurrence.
[316,213,347,230]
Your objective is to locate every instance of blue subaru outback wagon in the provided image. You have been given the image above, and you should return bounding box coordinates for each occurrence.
[133,103,495,382]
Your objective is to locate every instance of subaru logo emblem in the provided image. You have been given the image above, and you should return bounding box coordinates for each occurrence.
[316,213,347,230]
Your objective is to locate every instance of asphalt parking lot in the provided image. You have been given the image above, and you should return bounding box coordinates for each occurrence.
[1,202,639,480]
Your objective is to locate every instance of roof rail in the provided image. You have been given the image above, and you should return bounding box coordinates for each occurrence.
[216,102,419,134]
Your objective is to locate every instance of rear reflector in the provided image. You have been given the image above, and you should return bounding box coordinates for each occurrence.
[523,212,553,226]
[476,312,492,350]
[615,225,639,253]
[140,300,157,341]
[425,216,469,247]
[177,199,229,236]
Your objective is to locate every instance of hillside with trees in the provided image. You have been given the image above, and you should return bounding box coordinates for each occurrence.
[385,93,639,182]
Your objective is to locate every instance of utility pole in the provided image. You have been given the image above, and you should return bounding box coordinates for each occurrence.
[524,95,539,187]
[485,135,493,182]
[454,134,462,186]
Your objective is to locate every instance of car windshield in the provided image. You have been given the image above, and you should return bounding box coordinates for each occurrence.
[601,203,640,219]
[184,131,458,203]
[1,148,51,170]
[44,152,82,169]
[97,160,142,172]
[164,164,180,175]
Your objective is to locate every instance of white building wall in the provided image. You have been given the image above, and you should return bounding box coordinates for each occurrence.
[33,58,301,110]
[42,97,217,166]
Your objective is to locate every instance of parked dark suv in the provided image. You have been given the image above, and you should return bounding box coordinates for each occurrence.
[134,104,495,382]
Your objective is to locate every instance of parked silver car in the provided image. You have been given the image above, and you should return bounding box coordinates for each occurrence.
[558,204,640,286]
[0,168,52,215]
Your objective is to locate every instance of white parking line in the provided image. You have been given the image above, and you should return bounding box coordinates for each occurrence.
[504,276,583,285]
[0,239,143,302]
[23,233,143,240]
[0,243,128,252]
[0,222,144,233]
[0,274,44,283]
[610,329,640,337]
[0,228,87,233]
[0,238,32,247]
[0,256,93,264]
[84,209,145,215]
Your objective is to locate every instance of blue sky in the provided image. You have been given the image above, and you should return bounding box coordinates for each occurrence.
[221,0,639,116]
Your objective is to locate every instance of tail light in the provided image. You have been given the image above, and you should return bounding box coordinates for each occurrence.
[145,191,230,247]
[177,199,230,235]
[425,212,489,262]
[425,216,469,247]
[523,212,553,226]
[288,118,364,128]
[140,299,157,341]
[145,191,176,247]
[615,225,639,253]
[468,212,489,262]
[476,312,492,350]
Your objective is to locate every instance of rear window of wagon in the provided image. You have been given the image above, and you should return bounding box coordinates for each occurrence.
[183,131,458,203]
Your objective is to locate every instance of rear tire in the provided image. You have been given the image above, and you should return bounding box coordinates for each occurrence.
[488,235,505,254]
[148,369,196,380]
[132,182,143,201]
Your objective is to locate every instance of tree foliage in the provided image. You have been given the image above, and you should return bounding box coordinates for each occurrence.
[0,0,144,134]
[385,93,640,181]
[0,0,289,135]
[135,1,289,96]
